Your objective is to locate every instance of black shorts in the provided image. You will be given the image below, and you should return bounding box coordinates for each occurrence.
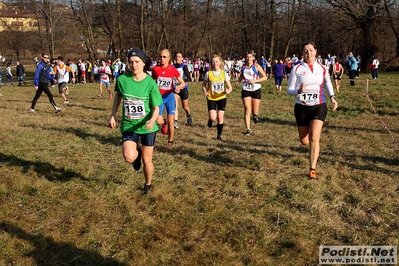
[122,131,157,147]
[294,103,327,127]
[175,87,189,100]
[333,74,342,80]
[58,82,67,94]
[242,89,261,99]
[207,98,227,112]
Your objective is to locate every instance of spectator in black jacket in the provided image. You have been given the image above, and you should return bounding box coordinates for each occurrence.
[16,61,26,86]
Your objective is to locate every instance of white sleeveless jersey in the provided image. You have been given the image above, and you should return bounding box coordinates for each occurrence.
[57,65,69,83]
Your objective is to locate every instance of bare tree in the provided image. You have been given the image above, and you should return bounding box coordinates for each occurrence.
[384,0,399,57]
[327,0,385,70]
[269,0,276,59]
[193,0,212,58]
[70,0,98,59]
[283,0,303,58]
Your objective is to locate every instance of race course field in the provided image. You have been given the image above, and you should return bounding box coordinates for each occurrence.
[0,72,398,265]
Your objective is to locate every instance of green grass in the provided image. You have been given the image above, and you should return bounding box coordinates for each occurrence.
[0,72,398,265]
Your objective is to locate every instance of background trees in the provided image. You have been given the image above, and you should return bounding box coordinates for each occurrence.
[2,0,399,70]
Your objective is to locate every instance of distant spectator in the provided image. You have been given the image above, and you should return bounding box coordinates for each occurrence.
[356,55,361,78]
[5,63,14,87]
[372,56,379,80]
[273,58,286,93]
[16,61,26,86]
[347,52,357,86]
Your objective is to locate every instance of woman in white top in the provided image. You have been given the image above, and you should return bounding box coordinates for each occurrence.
[287,42,338,179]
[235,51,267,135]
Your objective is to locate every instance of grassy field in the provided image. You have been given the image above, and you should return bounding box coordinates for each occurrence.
[0,71,398,265]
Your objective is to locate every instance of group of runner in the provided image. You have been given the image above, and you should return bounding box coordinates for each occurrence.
[108,44,338,193]
[27,43,338,194]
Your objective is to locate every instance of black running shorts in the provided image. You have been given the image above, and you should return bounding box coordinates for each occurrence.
[207,98,227,112]
[175,87,189,100]
[241,89,261,99]
[294,103,327,127]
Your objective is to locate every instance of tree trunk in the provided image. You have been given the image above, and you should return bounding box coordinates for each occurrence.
[269,0,276,60]
[283,0,302,59]
[384,0,399,57]
[193,0,212,58]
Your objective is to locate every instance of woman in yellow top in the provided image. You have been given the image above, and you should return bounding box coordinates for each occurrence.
[201,54,233,140]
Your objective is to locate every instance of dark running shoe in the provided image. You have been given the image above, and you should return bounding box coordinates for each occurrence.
[207,119,212,128]
[132,147,142,171]
[253,115,259,124]
[245,129,251,135]
[143,184,152,194]
[187,116,192,126]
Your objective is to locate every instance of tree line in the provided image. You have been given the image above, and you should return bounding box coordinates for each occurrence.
[1,0,399,71]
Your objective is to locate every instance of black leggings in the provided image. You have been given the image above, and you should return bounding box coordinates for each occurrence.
[31,82,58,110]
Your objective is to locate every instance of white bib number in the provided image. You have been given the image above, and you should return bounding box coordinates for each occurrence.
[124,99,146,119]
[242,82,261,91]
[211,81,225,93]
[157,77,172,90]
[300,92,320,105]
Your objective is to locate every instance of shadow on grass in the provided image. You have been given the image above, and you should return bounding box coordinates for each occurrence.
[0,153,89,182]
[326,123,399,134]
[156,134,293,169]
[4,99,109,112]
[259,117,297,127]
[64,127,120,146]
[290,146,399,175]
[0,222,128,266]
[21,124,120,146]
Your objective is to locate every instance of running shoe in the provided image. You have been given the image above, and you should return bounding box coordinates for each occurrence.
[217,135,222,141]
[309,169,316,179]
[64,100,69,104]
[29,108,36,114]
[109,94,113,99]
[187,116,192,126]
[161,123,168,135]
[245,129,251,135]
[55,108,63,114]
[167,140,173,148]
[207,119,212,128]
[174,120,179,129]
[143,184,152,195]
[98,94,103,99]
[132,147,142,171]
[253,115,259,124]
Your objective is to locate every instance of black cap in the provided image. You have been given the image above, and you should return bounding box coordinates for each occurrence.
[128,49,147,64]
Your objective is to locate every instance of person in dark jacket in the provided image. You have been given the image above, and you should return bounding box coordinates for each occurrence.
[16,61,26,86]
[29,53,62,114]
